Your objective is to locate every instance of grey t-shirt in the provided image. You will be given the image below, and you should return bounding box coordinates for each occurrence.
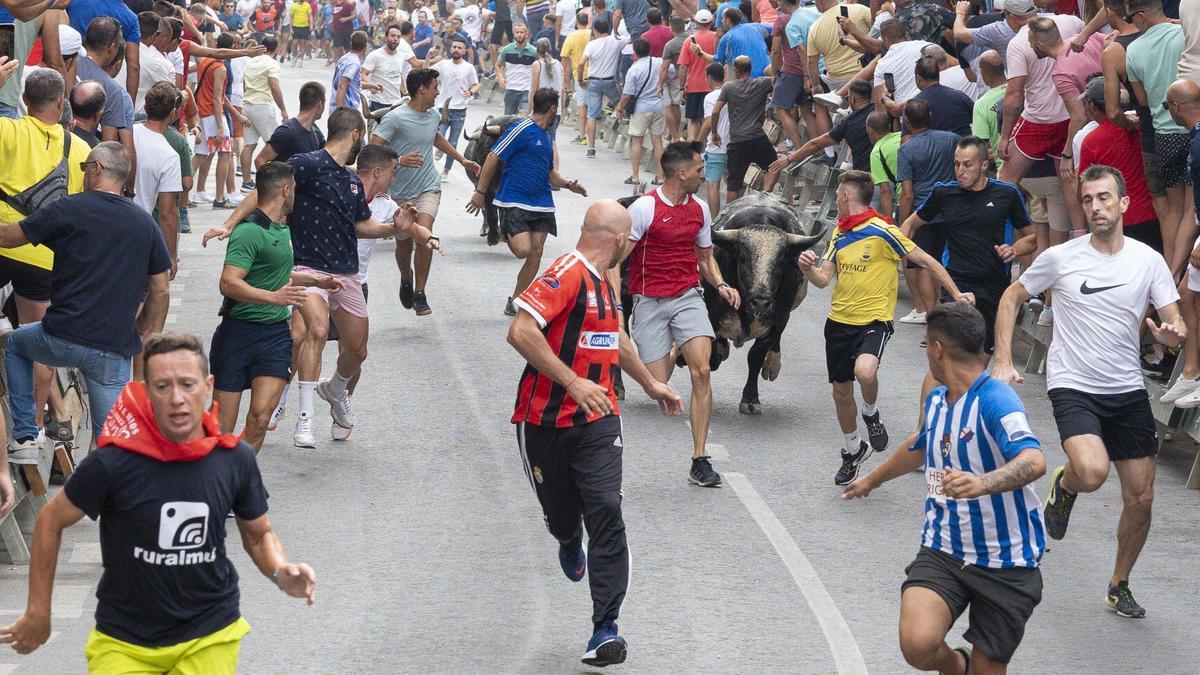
[662,33,686,64]
[613,0,650,37]
[718,76,774,143]
[77,56,133,131]
[896,129,960,218]
[0,19,36,109]
[372,103,442,199]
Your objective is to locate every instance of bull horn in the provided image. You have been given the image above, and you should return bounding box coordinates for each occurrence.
[464,129,479,141]
[485,124,503,134]
[712,228,740,242]
[785,230,826,247]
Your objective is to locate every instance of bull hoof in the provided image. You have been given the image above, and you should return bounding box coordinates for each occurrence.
[486,225,501,246]
[761,351,781,381]
[674,353,687,368]
[739,400,762,415]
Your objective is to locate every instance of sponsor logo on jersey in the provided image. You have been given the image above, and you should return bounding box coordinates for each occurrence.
[578,331,618,349]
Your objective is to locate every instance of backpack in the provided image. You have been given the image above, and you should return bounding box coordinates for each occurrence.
[0,129,71,217]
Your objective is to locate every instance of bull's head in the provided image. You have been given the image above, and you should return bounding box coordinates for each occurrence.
[712,226,826,319]
[463,115,506,141]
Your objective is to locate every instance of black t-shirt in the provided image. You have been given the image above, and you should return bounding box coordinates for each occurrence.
[63,442,269,647]
[829,104,875,172]
[916,83,974,138]
[286,149,373,274]
[266,117,325,163]
[20,192,172,356]
[916,179,1031,290]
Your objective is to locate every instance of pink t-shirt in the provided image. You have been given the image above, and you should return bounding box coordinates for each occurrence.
[1052,32,1105,101]
[1006,14,1083,124]
[756,0,778,26]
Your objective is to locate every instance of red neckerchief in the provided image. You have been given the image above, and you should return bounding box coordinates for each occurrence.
[837,208,893,231]
[96,382,241,462]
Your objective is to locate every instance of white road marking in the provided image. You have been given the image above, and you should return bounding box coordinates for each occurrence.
[169,297,182,307]
[725,473,868,674]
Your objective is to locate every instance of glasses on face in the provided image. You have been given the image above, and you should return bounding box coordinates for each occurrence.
[79,160,104,172]
[1163,100,1172,110]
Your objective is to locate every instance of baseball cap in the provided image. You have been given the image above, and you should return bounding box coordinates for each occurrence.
[694,9,714,23]
[1003,0,1037,16]
[1084,76,1105,104]
[992,0,1005,9]
[59,25,82,57]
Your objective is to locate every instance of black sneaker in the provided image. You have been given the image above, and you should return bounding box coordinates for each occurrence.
[413,291,432,316]
[834,441,872,486]
[862,410,889,452]
[586,148,596,158]
[1105,581,1146,618]
[688,456,721,487]
[1043,465,1077,540]
[504,297,517,316]
[399,280,415,309]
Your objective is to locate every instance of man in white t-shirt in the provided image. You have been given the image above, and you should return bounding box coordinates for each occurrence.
[554,0,575,44]
[362,22,422,108]
[128,14,175,114]
[455,0,483,46]
[433,37,479,176]
[577,18,627,157]
[993,165,1184,621]
[240,35,288,190]
[699,62,728,217]
[872,20,933,114]
[134,83,186,275]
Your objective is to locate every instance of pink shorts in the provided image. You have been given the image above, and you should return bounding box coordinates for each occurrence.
[294,265,368,318]
[1010,117,1069,161]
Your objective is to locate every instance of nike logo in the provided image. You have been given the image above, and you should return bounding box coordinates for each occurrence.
[1080,281,1124,295]
[662,217,672,222]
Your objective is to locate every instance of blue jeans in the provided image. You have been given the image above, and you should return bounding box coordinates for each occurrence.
[0,102,18,120]
[5,323,132,440]
[504,88,529,115]
[438,108,467,172]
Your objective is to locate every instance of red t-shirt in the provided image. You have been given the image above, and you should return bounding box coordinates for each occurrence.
[511,252,622,428]
[677,30,717,93]
[642,25,673,57]
[1078,120,1156,226]
[774,11,804,75]
[333,0,356,34]
[626,189,713,297]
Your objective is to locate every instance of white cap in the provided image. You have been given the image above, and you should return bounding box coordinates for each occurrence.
[59,25,83,57]
[694,8,714,23]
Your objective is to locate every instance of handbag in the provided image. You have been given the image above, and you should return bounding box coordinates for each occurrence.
[620,57,656,117]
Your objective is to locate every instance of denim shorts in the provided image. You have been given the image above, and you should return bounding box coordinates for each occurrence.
[703,151,727,183]
[586,78,621,119]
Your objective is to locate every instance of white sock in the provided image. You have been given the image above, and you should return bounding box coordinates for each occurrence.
[328,370,352,399]
[298,381,317,418]
[862,401,878,416]
[844,432,861,452]
[277,381,291,409]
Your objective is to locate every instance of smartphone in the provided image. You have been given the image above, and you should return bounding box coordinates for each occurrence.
[0,25,14,62]
[883,72,895,95]
[839,5,848,18]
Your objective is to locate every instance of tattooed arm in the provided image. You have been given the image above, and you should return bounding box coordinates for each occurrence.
[940,449,1046,500]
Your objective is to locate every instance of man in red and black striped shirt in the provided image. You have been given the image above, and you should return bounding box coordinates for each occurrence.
[507,199,683,668]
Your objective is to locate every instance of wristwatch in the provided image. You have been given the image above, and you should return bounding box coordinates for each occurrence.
[718,282,731,290]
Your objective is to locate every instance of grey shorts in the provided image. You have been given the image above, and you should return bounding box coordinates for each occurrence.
[630,288,715,363]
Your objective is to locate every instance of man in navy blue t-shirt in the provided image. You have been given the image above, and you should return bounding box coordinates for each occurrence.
[467,89,588,316]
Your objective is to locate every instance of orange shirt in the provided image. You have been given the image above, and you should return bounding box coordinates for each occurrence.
[195,58,227,118]
[677,30,717,94]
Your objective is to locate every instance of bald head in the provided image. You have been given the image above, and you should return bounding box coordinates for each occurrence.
[733,55,752,77]
[1166,78,1200,128]
[979,50,1005,87]
[579,200,633,269]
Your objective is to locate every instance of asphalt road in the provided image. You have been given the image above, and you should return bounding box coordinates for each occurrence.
[1,61,1198,674]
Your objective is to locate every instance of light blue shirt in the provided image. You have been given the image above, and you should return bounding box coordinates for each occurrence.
[373,104,443,199]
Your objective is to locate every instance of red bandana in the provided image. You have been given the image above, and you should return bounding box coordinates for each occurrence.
[96,382,241,462]
[836,208,893,231]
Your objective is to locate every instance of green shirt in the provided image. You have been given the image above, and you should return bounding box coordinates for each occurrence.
[1126,22,1186,134]
[163,125,195,178]
[870,131,901,206]
[972,84,1005,148]
[221,217,294,324]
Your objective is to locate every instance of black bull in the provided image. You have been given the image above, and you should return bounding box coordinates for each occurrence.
[615,193,826,414]
[463,114,525,246]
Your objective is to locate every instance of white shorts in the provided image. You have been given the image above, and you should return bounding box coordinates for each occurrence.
[630,288,715,364]
[194,115,231,156]
[243,103,280,146]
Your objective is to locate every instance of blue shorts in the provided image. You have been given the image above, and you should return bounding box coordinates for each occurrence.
[586,78,621,119]
[210,318,292,392]
[772,72,811,109]
[703,151,727,183]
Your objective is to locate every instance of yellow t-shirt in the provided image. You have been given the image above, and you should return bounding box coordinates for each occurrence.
[561,28,591,79]
[0,116,89,270]
[807,4,872,82]
[823,216,915,325]
[290,1,313,27]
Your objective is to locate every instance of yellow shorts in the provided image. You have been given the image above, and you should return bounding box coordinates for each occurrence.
[85,617,250,675]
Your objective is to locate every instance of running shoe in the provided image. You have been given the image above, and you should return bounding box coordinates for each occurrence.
[581,620,627,668]
[413,291,432,316]
[316,379,355,428]
[212,198,237,209]
[1043,465,1077,540]
[293,414,316,448]
[504,297,517,316]
[586,148,596,158]
[897,309,926,324]
[331,395,353,440]
[178,208,192,233]
[267,401,286,431]
[1105,581,1147,618]
[227,192,245,205]
[1140,355,1172,381]
[241,180,256,192]
[192,191,212,204]
[399,280,415,309]
[235,165,243,177]
[1160,375,1200,404]
[688,455,721,487]
[559,542,586,582]
[834,441,872,486]
[862,410,889,452]
[7,437,40,465]
[1174,387,1200,409]
[1036,305,1054,327]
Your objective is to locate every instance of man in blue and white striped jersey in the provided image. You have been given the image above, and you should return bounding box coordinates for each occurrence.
[843,302,1047,675]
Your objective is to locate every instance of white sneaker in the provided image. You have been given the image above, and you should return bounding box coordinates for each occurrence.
[268,402,286,431]
[293,413,316,448]
[1172,385,1200,409]
[331,396,353,440]
[1160,376,1200,404]
[193,191,212,203]
[316,379,355,428]
[898,309,927,324]
[7,437,40,465]
[1036,306,1054,327]
[227,192,244,205]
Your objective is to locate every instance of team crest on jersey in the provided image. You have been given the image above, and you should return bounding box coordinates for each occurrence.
[959,427,974,443]
[939,434,951,457]
[587,291,597,307]
[540,274,560,289]
[861,243,872,261]
[350,183,359,195]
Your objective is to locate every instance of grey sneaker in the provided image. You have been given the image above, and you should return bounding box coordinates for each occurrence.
[1105,581,1146,618]
[7,437,40,465]
[316,380,355,428]
[1043,465,1077,540]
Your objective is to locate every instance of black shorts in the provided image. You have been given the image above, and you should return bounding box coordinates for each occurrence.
[499,206,557,237]
[684,91,706,120]
[1047,388,1157,460]
[1154,132,1191,188]
[824,318,893,383]
[1124,219,1163,254]
[333,31,351,49]
[292,26,311,40]
[725,135,778,192]
[0,255,51,302]
[210,318,293,392]
[490,19,514,45]
[907,221,947,269]
[771,72,810,109]
[902,547,1042,663]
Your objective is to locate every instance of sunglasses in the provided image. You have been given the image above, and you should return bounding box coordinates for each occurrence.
[79,160,105,172]
[1122,9,1144,21]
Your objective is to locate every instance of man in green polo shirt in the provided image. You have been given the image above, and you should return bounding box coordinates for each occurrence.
[867,111,901,218]
[208,161,342,451]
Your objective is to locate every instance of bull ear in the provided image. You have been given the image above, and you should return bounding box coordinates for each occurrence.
[785,229,827,250]
[712,228,740,244]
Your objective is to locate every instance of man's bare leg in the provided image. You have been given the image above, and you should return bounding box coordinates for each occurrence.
[679,336,713,459]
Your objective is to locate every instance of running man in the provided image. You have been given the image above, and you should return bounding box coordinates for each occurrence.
[844,302,1048,675]
[620,140,737,487]
[992,164,1185,619]
[798,170,972,486]
[370,67,479,316]
[0,333,316,670]
[508,199,683,668]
